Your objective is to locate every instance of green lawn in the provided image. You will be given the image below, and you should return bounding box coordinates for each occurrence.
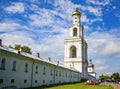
[26,82,113,89]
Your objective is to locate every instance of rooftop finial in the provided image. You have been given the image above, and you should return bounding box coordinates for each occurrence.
[76,5,79,11]
[89,59,92,63]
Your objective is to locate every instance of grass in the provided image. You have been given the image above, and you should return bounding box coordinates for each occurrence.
[25,82,113,89]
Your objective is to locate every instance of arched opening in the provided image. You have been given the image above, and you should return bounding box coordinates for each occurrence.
[73,28,77,36]
[70,46,76,58]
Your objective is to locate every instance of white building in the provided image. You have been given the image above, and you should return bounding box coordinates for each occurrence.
[87,59,96,80]
[64,8,88,79]
[0,9,96,89]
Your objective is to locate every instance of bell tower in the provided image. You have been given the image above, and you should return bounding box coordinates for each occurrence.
[64,8,88,79]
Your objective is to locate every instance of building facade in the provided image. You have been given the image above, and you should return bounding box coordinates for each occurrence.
[64,8,88,79]
[87,59,96,80]
[0,9,96,89]
[0,46,81,89]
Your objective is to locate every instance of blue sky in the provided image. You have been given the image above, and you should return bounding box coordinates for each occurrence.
[0,0,120,77]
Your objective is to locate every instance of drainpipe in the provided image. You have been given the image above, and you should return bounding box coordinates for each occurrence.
[0,39,2,46]
[31,59,35,87]
[53,66,56,84]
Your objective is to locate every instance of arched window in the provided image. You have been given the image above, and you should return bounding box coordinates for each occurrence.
[73,28,77,36]
[0,58,6,70]
[70,46,76,58]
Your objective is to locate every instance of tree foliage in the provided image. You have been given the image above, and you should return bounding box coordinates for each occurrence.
[14,44,32,54]
[99,73,120,80]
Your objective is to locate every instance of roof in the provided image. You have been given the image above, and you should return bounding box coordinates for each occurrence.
[72,8,81,16]
[0,45,80,73]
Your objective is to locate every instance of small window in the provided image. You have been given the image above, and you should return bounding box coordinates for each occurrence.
[50,69,52,76]
[35,80,37,83]
[25,63,28,72]
[50,80,52,83]
[89,69,91,72]
[24,79,27,83]
[35,66,38,74]
[43,80,45,84]
[43,67,45,75]
[11,79,14,83]
[59,71,61,77]
[66,72,67,77]
[56,70,58,76]
[0,79,3,84]
[0,58,6,70]
[12,61,16,71]
[75,17,77,19]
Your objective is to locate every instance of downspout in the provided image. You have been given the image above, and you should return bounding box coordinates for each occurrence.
[53,66,56,84]
[31,59,35,87]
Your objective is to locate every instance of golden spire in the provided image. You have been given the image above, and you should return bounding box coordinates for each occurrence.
[72,5,81,16]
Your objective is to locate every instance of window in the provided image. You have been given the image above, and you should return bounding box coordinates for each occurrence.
[25,63,28,72]
[43,80,45,84]
[50,69,52,76]
[66,72,67,77]
[50,80,52,83]
[56,70,58,76]
[70,46,76,58]
[12,61,16,71]
[43,67,45,75]
[75,17,77,19]
[11,79,14,83]
[35,80,37,83]
[35,66,38,74]
[0,79,3,84]
[59,71,61,77]
[0,58,6,70]
[24,79,27,83]
[73,28,77,36]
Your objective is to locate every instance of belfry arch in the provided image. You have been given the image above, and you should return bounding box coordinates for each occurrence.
[73,28,77,36]
[70,46,77,58]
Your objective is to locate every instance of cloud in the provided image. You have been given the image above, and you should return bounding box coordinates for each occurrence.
[86,0,110,6]
[0,21,28,32]
[101,41,120,56]
[79,5,102,16]
[86,30,120,57]
[96,65,109,71]
[4,2,25,13]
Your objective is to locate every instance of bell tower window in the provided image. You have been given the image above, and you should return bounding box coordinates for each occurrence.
[70,46,76,58]
[73,28,77,36]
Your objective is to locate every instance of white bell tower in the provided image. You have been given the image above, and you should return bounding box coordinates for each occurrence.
[64,8,88,79]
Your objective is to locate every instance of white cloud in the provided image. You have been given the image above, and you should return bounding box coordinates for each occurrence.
[87,6,102,16]
[96,65,109,71]
[86,0,110,6]
[101,41,120,56]
[4,2,25,13]
[0,21,28,32]
[86,30,120,57]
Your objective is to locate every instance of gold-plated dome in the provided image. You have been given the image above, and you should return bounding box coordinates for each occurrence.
[72,8,81,16]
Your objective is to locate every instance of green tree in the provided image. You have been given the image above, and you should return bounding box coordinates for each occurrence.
[111,73,120,80]
[21,45,32,54]
[99,74,110,80]
[14,44,32,54]
[14,44,21,51]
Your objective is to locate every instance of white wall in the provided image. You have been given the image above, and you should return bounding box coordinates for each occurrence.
[0,48,81,89]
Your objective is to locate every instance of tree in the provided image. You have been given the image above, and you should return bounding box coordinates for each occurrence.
[21,45,32,54]
[111,73,120,80]
[14,44,32,54]
[14,45,21,51]
[99,74,110,80]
